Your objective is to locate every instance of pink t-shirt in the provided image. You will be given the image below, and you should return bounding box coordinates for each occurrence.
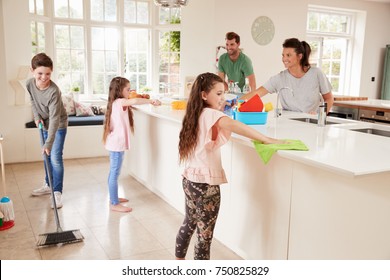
[182,108,231,185]
[104,99,131,152]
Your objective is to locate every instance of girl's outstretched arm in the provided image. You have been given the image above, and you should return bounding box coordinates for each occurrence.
[121,98,161,107]
[216,116,283,144]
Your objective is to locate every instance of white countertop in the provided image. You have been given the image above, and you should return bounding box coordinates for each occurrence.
[135,104,390,177]
[334,98,390,109]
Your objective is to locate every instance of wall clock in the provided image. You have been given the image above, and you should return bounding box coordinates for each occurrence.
[251,16,275,46]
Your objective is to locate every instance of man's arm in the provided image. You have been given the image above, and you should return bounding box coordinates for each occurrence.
[246,73,256,92]
[218,71,228,91]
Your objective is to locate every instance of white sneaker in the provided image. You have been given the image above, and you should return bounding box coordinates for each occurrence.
[31,183,51,196]
[51,191,63,209]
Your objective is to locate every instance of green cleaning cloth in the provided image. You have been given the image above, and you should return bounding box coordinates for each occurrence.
[253,139,309,164]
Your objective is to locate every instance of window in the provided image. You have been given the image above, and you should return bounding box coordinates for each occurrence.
[54,0,83,19]
[124,1,151,92]
[91,27,119,94]
[55,25,86,94]
[29,0,47,56]
[124,0,150,24]
[306,7,354,95]
[29,0,181,98]
[31,21,46,56]
[29,0,45,15]
[90,0,117,22]
[157,7,181,96]
[124,29,150,91]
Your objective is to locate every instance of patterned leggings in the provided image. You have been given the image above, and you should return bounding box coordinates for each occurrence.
[175,177,221,260]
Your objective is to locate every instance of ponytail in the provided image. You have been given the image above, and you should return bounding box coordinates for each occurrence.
[300,41,311,68]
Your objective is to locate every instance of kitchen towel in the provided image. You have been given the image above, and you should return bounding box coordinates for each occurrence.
[253,139,309,164]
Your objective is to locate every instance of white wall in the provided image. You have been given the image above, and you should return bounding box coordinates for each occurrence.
[0,0,33,164]
[180,0,217,77]
[1,0,390,163]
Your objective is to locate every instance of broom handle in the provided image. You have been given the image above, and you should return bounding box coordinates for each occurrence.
[0,138,6,196]
[38,123,63,232]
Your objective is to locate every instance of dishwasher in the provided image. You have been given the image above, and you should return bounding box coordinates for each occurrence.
[329,105,359,120]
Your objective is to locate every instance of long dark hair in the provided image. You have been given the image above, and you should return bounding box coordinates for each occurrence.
[178,72,224,163]
[283,38,311,70]
[102,77,134,144]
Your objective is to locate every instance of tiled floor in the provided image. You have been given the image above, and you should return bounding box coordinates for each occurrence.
[0,157,242,260]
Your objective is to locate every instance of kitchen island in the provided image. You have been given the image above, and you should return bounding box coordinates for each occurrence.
[125,104,390,259]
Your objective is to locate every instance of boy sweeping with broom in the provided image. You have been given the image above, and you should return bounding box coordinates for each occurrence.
[26,53,68,209]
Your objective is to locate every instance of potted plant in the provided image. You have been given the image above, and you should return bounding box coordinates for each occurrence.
[140,86,152,94]
[71,85,80,101]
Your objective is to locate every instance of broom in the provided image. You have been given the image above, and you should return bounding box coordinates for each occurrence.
[36,123,84,246]
[0,134,15,231]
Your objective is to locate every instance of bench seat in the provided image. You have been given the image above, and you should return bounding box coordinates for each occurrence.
[25,115,104,128]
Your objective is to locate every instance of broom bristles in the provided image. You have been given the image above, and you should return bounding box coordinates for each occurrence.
[36,229,84,247]
[0,197,15,222]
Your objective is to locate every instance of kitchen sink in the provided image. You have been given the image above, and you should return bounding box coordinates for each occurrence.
[350,128,390,137]
[290,118,339,125]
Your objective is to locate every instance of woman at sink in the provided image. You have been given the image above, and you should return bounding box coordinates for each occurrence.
[240,38,334,114]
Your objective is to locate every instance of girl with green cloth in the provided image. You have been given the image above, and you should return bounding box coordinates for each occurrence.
[175,72,284,260]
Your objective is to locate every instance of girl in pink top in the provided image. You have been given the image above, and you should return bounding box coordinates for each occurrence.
[175,72,283,260]
[103,77,161,212]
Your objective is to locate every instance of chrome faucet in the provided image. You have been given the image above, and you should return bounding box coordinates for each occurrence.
[317,93,327,127]
[275,87,293,117]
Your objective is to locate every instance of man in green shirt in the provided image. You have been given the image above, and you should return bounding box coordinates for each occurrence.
[218,32,256,95]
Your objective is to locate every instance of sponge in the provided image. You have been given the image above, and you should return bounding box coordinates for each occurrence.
[171,100,187,110]
[264,102,274,112]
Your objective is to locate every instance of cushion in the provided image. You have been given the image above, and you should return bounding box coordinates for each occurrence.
[74,101,95,117]
[62,93,76,116]
[25,121,37,128]
[91,105,107,115]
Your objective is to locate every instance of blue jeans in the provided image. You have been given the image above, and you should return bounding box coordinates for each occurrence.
[43,128,67,193]
[108,151,124,205]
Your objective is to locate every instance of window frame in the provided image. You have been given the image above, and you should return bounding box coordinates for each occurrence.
[154,6,182,96]
[306,6,356,95]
